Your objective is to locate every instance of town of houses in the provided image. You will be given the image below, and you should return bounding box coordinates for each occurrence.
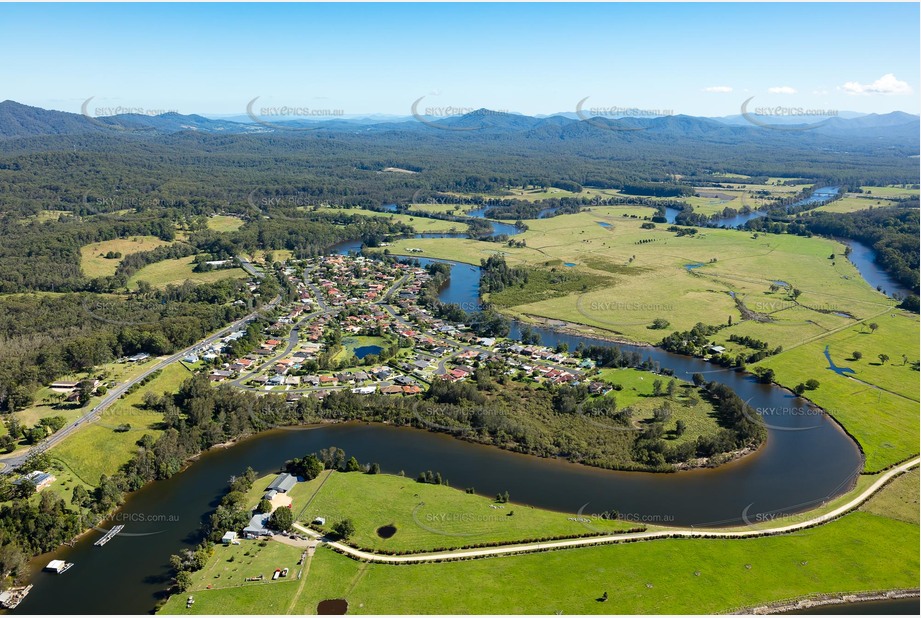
[79,254,612,406]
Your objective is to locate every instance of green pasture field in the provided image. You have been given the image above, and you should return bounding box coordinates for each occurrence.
[207,215,246,232]
[754,310,919,472]
[50,362,193,484]
[159,463,919,615]
[295,471,638,554]
[128,256,248,289]
[80,235,173,278]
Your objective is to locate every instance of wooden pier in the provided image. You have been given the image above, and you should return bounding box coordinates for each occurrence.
[0,584,33,609]
[94,524,124,547]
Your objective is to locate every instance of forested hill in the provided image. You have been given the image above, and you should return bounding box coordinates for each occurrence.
[0,101,918,185]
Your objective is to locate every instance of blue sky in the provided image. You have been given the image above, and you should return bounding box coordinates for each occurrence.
[1,2,918,118]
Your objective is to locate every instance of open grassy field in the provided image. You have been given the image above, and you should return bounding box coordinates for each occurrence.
[860,469,918,524]
[0,356,158,459]
[377,209,914,474]
[384,211,895,350]
[859,185,920,199]
[206,215,246,232]
[80,235,172,278]
[594,368,720,445]
[160,538,305,615]
[722,182,812,194]
[754,310,919,472]
[809,195,897,215]
[580,204,659,218]
[243,249,295,264]
[682,194,742,216]
[129,256,248,289]
[160,465,919,615]
[294,471,638,553]
[50,362,193,485]
[317,206,467,234]
[17,209,71,224]
[408,203,467,215]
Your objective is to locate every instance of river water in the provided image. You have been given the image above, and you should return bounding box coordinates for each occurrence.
[839,238,914,299]
[665,186,841,228]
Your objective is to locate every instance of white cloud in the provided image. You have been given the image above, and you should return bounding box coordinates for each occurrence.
[841,73,912,95]
[768,86,797,94]
[812,89,828,96]
[703,86,733,93]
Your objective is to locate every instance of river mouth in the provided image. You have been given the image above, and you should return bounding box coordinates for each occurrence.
[317,599,349,614]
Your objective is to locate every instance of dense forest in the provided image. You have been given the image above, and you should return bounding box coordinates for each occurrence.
[0,206,409,294]
[0,278,265,413]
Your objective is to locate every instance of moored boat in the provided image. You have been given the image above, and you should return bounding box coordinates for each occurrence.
[43,559,74,574]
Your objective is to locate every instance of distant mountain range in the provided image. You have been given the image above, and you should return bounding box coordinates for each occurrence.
[0,99,918,144]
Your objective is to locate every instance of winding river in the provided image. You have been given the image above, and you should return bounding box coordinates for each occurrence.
[17,197,888,615]
[665,186,841,228]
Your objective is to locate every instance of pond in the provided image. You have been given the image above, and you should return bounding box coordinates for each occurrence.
[353,345,383,359]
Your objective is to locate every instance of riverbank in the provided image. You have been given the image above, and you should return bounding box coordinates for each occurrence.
[514,312,654,347]
[284,456,918,565]
[157,460,919,615]
[733,587,919,615]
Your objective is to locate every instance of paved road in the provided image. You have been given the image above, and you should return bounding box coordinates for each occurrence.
[0,295,281,474]
[229,307,328,387]
[292,457,920,564]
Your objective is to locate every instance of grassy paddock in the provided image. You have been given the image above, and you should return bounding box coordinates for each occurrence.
[80,236,172,278]
[317,206,467,234]
[51,363,192,484]
[244,249,295,264]
[159,469,920,615]
[128,256,248,289]
[858,185,920,199]
[593,368,720,445]
[206,215,246,232]
[808,195,896,215]
[755,311,919,472]
[297,471,638,553]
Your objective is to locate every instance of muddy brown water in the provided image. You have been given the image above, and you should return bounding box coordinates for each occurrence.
[317,599,349,614]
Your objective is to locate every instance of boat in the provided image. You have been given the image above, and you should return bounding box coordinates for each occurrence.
[43,559,74,574]
[0,584,33,609]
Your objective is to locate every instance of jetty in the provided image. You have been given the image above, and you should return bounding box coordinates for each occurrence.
[0,584,33,609]
[94,524,125,547]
